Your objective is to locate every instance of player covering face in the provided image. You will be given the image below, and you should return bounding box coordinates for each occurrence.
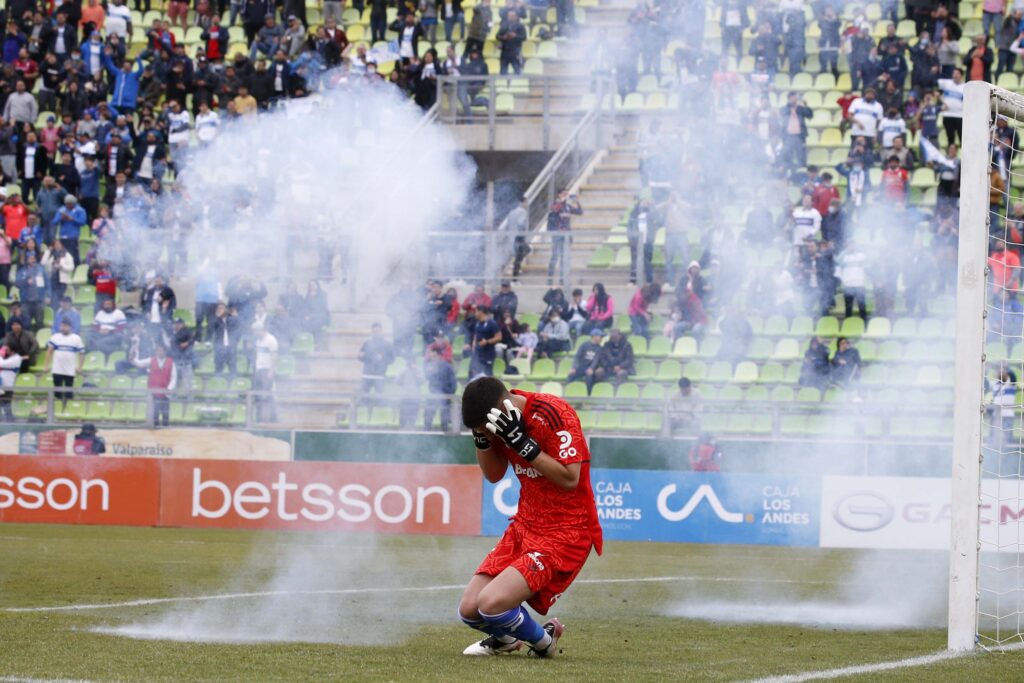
[457,376,603,657]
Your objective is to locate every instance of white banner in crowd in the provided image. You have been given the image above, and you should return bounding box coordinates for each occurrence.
[820,476,1024,550]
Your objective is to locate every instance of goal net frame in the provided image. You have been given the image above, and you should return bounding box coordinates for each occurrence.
[950,81,1024,652]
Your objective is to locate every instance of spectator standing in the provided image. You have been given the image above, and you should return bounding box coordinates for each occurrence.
[791,193,822,245]
[16,251,45,331]
[466,305,500,377]
[210,303,241,375]
[53,196,85,267]
[252,323,278,422]
[717,307,753,363]
[818,6,840,76]
[359,322,394,396]
[41,239,73,306]
[848,88,884,146]
[169,318,195,395]
[838,239,869,319]
[779,91,812,171]
[3,79,36,126]
[465,0,491,56]
[996,9,1022,76]
[964,35,994,82]
[496,10,526,74]
[627,195,655,284]
[983,0,1007,40]
[939,68,965,145]
[45,318,84,404]
[689,433,721,472]
[546,189,582,285]
[423,346,456,431]
[133,344,175,427]
[504,196,530,281]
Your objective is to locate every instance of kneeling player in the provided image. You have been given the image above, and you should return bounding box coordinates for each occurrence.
[457,377,603,657]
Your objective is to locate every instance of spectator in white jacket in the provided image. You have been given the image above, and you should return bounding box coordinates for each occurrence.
[838,239,868,319]
[41,239,75,305]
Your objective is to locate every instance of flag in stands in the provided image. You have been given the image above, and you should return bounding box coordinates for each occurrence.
[920,137,957,172]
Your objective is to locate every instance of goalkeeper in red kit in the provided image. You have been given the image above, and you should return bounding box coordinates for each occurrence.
[457,376,603,657]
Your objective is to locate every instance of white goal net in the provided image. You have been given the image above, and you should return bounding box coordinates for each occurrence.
[952,81,1024,651]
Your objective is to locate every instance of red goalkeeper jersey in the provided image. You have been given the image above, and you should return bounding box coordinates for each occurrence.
[493,390,603,555]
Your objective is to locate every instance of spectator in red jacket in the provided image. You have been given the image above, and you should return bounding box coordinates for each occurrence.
[879,155,909,203]
[689,433,721,472]
[812,172,840,216]
[461,284,491,333]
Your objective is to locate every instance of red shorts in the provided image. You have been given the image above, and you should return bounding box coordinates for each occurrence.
[476,521,594,616]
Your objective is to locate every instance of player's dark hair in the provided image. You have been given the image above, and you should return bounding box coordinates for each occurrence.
[462,377,508,428]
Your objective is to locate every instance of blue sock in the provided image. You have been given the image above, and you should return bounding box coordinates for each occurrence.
[460,612,516,643]
[479,606,547,646]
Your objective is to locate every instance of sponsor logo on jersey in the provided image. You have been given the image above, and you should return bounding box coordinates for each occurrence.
[514,463,541,479]
[527,551,545,571]
[556,430,577,460]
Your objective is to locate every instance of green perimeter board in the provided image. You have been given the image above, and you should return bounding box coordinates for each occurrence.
[294,431,951,476]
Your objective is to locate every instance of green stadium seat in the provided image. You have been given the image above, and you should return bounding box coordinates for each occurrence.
[839,317,865,337]
[540,378,565,395]
[733,361,758,383]
[758,362,784,384]
[641,383,665,400]
[671,336,698,357]
[985,342,1008,363]
[647,336,671,358]
[515,381,538,393]
[748,338,772,360]
[701,413,727,432]
[878,340,904,360]
[796,387,821,402]
[15,374,36,387]
[617,383,640,399]
[789,316,813,336]
[82,351,105,373]
[629,335,649,356]
[292,332,315,355]
[231,377,252,393]
[85,400,112,419]
[597,412,621,430]
[589,246,613,268]
[892,318,918,337]
[528,358,555,381]
[634,359,655,381]
[919,318,948,338]
[658,359,683,381]
[56,400,86,421]
[681,360,705,381]
[864,317,891,338]
[621,412,647,432]
[591,383,614,399]
[858,340,878,361]
[565,381,588,398]
[556,358,574,378]
[13,399,44,420]
[105,351,126,371]
[773,339,800,360]
[707,361,732,383]
[783,363,801,384]
[746,386,769,402]
[780,414,807,434]
[816,316,839,336]
[718,385,742,402]
[698,337,722,358]
[276,355,296,377]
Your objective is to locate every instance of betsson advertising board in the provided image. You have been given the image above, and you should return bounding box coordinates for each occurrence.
[0,455,482,535]
[482,468,821,546]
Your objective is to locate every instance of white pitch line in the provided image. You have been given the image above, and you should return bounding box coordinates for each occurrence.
[2,575,839,614]
[0,677,98,683]
[739,650,965,683]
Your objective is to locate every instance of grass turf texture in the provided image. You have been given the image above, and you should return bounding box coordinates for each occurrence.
[1,523,1023,681]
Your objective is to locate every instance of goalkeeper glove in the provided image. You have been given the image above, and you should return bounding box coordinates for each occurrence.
[485,399,540,462]
[471,429,491,451]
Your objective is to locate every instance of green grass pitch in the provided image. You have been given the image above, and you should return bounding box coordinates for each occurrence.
[1,523,1022,681]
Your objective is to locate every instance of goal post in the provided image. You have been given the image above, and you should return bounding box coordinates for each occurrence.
[948,80,992,652]
[950,81,1024,651]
